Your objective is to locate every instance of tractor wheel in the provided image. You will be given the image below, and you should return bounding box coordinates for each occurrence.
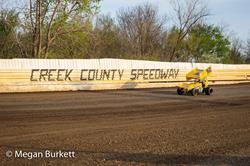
[190,88,199,96]
[177,88,184,95]
[205,87,213,95]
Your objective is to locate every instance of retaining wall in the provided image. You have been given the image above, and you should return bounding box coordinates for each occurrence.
[0,58,250,93]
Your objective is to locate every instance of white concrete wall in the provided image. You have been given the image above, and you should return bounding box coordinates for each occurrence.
[0,58,250,93]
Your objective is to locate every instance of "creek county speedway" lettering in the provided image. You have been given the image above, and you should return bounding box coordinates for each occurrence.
[30,69,179,81]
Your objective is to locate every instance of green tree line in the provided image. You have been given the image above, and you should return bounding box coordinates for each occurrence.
[0,0,249,63]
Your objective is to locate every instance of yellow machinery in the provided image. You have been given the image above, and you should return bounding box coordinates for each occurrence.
[177,66,213,96]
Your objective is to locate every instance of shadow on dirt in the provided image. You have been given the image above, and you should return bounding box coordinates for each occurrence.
[122,81,138,88]
[1,145,250,165]
[104,152,250,165]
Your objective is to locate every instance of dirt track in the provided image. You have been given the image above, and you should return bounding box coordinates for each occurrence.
[0,84,250,165]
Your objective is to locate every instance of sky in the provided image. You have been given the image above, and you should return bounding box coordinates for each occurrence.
[100,0,250,42]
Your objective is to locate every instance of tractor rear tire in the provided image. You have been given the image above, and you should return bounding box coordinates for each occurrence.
[177,88,184,95]
[190,88,199,96]
[205,87,213,95]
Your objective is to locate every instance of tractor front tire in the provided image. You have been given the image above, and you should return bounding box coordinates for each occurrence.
[190,88,199,96]
[205,87,213,95]
[177,88,184,95]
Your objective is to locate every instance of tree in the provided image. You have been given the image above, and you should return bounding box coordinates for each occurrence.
[48,20,93,58]
[245,38,250,63]
[226,37,244,64]
[168,0,209,61]
[0,9,20,58]
[117,3,166,59]
[185,24,230,62]
[26,0,100,58]
[89,14,122,58]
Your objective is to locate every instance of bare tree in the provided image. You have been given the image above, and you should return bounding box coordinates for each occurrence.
[169,0,209,61]
[117,3,166,59]
[230,37,243,64]
[245,37,250,63]
[91,14,122,58]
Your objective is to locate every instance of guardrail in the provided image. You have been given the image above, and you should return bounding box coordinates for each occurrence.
[0,59,250,93]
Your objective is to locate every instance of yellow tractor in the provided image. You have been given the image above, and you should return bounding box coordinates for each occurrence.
[177,66,213,96]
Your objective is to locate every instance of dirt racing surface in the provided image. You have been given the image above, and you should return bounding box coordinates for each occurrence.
[0,84,250,166]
